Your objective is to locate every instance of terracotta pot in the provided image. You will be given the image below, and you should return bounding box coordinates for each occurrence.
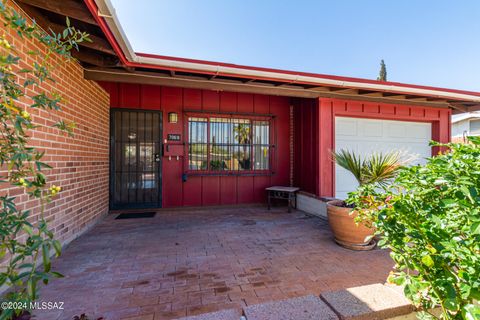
[326,200,376,250]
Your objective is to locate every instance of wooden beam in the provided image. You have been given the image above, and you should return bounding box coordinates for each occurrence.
[276,84,307,89]
[18,3,115,55]
[407,97,428,102]
[249,81,276,87]
[309,86,331,92]
[72,50,118,67]
[465,105,480,112]
[448,102,469,113]
[84,68,452,109]
[384,94,407,100]
[359,92,384,97]
[85,69,322,98]
[329,88,359,94]
[17,0,97,25]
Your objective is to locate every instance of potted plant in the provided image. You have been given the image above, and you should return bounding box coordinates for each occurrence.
[327,150,405,250]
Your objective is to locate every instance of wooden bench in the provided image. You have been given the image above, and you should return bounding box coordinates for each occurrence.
[266,186,300,213]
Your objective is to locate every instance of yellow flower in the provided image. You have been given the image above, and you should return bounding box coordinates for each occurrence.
[20,110,30,120]
[0,37,11,49]
[49,185,61,196]
[18,178,28,187]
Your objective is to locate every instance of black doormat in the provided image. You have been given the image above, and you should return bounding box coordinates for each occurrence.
[115,212,156,219]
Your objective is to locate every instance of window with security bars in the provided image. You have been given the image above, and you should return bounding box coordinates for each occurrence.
[187,115,272,173]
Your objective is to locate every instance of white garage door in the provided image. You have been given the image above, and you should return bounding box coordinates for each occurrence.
[335,117,432,199]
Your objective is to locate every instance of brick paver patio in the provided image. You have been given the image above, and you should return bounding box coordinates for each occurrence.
[35,206,394,320]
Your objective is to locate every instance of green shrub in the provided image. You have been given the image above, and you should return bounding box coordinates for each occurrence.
[349,138,480,320]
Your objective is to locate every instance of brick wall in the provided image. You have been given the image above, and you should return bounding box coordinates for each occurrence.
[0,1,110,245]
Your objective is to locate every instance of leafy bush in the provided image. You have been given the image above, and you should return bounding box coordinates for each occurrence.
[0,3,89,319]
[349,138,480,319]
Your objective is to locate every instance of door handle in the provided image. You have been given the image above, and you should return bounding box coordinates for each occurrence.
[154,153,161,162]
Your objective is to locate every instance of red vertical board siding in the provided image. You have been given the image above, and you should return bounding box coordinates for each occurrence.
[101,83,290,207]
[202,90,220,111]
[432,109,451,154]
[161,87,183,108]
[183,178,202,206]
[201,176,220,205]
[254,94,270,114]
[253,176,270,203]
[140,85,161,110]
[317,97,451,197]
[158,87,183,207]
[162,88,183,143]
[396,105,410,116]
[101,82,450,206]
[425,108,440,119]
[237,177,255,203]
[184,89,202,108]
[292,98,318,194]
[220,92,237,112]
[237,93,254,113]
[220,176,237,205]
[293,101,302,189]
[346,101,362,113]
[318,99,334,197]
[270,97,290,186]
[163,160,183,207]
[118,83,140,108]
[98,81,120,107]
[363,103,379,114]
[411,107,425,118]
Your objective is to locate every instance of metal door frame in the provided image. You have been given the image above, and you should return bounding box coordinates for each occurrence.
[109,108,162,210]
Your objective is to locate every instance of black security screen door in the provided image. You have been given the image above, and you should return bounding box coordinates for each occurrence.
[110,109,162,209]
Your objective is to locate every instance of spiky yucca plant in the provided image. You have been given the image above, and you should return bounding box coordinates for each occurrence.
[333,149,407,187]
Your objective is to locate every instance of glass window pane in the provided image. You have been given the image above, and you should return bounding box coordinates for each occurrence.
[234,145,251,170]
[232,119,251,170]
[253,121,270,170]
[470,119,480,135]
[253,121,269,144]
[188,117,207,170]
[209,118,231,171]
[254,146,269,170]
[187,116,270,173]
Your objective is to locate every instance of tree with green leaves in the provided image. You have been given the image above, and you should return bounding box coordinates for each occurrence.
[0,3,90,319]
[377,59,387,81]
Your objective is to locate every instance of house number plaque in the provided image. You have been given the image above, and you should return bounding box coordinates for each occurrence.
[167,134,181,141]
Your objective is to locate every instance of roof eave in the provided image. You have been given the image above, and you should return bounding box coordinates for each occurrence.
[84,0,480,110]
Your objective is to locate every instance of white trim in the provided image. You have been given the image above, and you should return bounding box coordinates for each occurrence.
[452,112,480,123]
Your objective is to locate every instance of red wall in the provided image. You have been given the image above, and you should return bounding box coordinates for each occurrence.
[293,97,451,198]
[292,98,318,195]
[98,82,291,208]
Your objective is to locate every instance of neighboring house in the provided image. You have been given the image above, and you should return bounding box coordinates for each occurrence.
[4,0,480,244]
[452,112,480,142]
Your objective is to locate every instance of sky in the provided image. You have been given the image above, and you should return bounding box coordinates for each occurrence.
[110,0,480,92]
